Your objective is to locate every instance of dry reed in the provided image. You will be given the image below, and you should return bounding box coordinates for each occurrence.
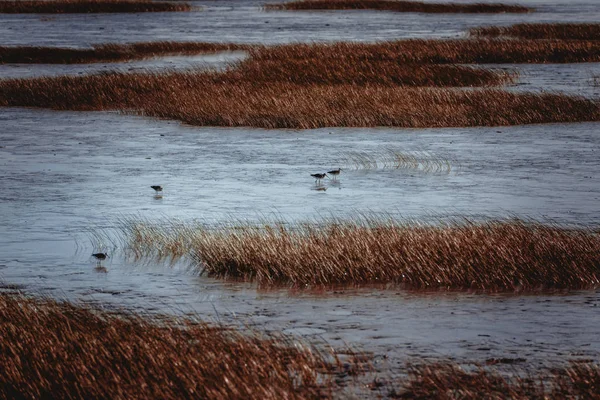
[0,42,248,64]
[471,23,600,40]
[0,0,192,13]
[265,0,531,14]
[393,362,600,399]
[0,293,337,399]
[118,218,600,290]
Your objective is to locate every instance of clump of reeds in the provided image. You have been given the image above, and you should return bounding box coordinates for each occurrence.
[0,0,192,13]
[0,293,338,399]
[118,218,600,291]
[341,149,453,173]
[393,362,600,399]
[0,42,248,64]
[265,0,531,14]
[471,23,600,40]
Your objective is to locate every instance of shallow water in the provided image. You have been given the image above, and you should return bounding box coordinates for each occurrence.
[1,0,600,378]
[1,108,599,370]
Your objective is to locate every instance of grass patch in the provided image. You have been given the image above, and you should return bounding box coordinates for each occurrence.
[117,218,600,290]
[393,362,600,399]
[265,0,531,14]
[254,40,600,64]
[0,293,338,399]
[0,0,192,13]
[3,40,600,128]
[0,42,248,64]
[471,23,600,40]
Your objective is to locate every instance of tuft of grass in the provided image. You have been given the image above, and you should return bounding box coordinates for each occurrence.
[117,218,600,291]
[393,362,600,399]
[471,23,600,40]
[0,0,192,13]
[0,42,248,64]
[265,0,531,14]
[0,293,338,399]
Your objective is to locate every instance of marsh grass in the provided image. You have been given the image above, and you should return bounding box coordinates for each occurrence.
[471,23,600,40]
[3,41,600,128]
[0,42,248,64]
[394,362,600,399]
[0,0,192,13]
[0,293,339,399]
[265,0,531,14]
[116,217,600,291]
[341,149,453,173]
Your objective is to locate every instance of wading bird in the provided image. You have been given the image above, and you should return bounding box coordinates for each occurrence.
[311,173,328,184]
[151,185,163,192]
[327,168,341,180]
[92,252,108,261]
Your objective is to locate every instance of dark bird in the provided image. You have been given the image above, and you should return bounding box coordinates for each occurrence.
[327,168,342,180]
[151,185,163,192]
[92,252,108,261]
[311,173,328,184]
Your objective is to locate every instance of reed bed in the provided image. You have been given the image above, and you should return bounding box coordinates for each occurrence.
[251,40,600,64]
[394,362,600,399]
[1,75,598,128]
[0,0,192,13]
[341,149,453,173]
[3,40,600,128]
[118,218,600,290]
[0,42,248,64]
[265,0,531,14]
[0,293,338,399]
[471,23,600,41]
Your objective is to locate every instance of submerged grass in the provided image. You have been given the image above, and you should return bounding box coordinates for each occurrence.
[471,23,600,41]
[0,0,192,13]
[341,149,453,173]
[265,0,531,14]
[0,42,248,64]
[0,293,337,399]
[118,218,600,291]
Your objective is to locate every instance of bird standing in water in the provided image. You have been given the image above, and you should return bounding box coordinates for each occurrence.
[311,173,328,184]
[151,185,163,193]
[327,168,341,180]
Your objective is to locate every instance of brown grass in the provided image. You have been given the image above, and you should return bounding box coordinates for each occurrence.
[0,293,337,399]
[3,40,600,128]
[393,362,600,399]
[471,23,600,40]
[0,0,192,13]
[265,0,531,14]
[118,218,600,290]
[253,40,600,64]
[0,42,248,64]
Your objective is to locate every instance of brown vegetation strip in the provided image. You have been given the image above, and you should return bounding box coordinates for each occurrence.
[394,362,600,399]
[471,23,600,40]
[3,40,600,128]
[265,0,531,14]
[2,74,598,128]
[121,219,600,290]
[0,0,192,14]
[0,42,248,64]
[0,293,336,399]
[255,40,600,64]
